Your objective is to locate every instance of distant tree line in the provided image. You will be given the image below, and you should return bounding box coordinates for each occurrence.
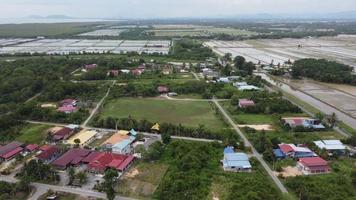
[291,58,356,85]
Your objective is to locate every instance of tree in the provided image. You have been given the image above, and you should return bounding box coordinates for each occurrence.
[161,132,171,144]
[76,171,87,184]
[73,139,81,147]
[223,53,232,62]
[327,112,337,128]
[104,169,119,200]
[351,169,356,187]
[234,56,246,69]
[67,167,76,185]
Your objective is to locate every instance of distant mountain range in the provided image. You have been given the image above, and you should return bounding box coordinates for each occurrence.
[27,15,76,19]
[217,11,356,20]
[26,11,356,21]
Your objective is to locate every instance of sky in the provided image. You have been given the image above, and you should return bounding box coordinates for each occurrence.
[0,0,355,19]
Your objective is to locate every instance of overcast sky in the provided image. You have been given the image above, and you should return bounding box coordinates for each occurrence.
[0,0,355,19]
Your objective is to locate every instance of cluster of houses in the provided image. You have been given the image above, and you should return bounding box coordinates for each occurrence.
[221,146,252,172]
[57,99,79,114]
[273,140,348,175]
[233,82,261,91]
[0,141,39,162]
[0,127,140,176]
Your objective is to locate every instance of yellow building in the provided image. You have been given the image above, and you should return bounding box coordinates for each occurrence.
[66,129,97,146]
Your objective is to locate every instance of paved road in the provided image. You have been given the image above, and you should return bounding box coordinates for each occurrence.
[0,175,135,200]
[82,80,116,127]
[212,98,289,193]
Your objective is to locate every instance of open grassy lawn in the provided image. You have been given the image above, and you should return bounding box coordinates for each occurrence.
[16,124,52,144]
[117,162,168,199]
[233,113,276,124]
[101,98,226,131]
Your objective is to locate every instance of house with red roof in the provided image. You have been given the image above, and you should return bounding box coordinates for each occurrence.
[297,157,330,175]
[275,143,316,158]
[238,99,255,108]
[84,64,98,71]
[131,68,144,76]
[282,117,325,130]
[87,152,135,174]
[25,144,39,152]
[0,141,23,161]
[52,148,92,170]
[157,86,169,93]
[1,147,23,161]
[57,105,78,114]
[108,70,120,77]
[60,99,78,107]
[52,127,76,142]
[36,145,61,163]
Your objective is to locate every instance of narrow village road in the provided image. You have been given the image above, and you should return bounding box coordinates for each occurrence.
[212,98,289,193]
[0,175,135,200]
[82,80,116,127]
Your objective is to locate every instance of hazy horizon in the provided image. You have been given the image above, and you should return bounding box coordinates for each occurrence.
[1,0,356,19]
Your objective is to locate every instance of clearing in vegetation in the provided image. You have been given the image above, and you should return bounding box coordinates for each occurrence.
[101,98,226,131]
[16,124,52,144]
[118,162,168,199]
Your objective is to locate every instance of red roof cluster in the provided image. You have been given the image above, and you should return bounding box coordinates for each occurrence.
[50,148,134,173]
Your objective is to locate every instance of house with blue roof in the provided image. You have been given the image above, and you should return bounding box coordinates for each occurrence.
[112,136,136,154]
[222,148,252,172]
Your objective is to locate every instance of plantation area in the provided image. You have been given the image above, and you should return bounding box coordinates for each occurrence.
[140,140,284,200]
[100,98,226,131]
[0,22,99,38]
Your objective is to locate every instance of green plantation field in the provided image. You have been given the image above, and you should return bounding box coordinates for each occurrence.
[100,98,226,131]
[0,22,99,37]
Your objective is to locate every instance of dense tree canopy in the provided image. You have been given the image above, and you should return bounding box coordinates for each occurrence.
[291,59,356,85]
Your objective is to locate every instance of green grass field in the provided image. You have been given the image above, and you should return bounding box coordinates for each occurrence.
[101,98,225,130]
[16,124,52,144]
